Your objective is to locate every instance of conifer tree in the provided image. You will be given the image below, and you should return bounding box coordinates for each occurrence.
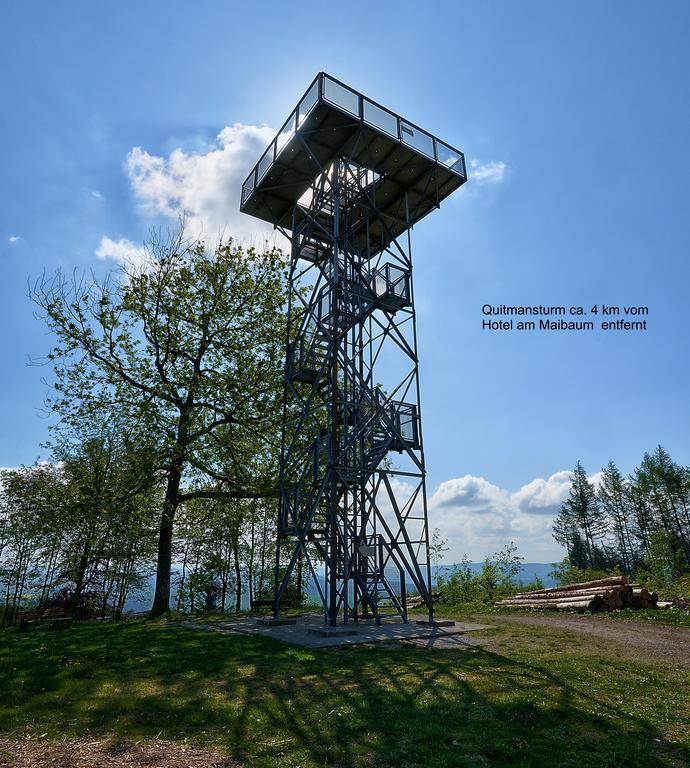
[553,461,608,569]
[597,460,637,572]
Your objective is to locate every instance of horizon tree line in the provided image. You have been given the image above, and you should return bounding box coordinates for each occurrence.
[553,446,690,579]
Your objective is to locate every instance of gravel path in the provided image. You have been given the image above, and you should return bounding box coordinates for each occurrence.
[491,614,690,667]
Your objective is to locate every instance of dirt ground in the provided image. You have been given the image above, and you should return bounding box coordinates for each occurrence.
[490,613,690,667]
[0,738,240,768]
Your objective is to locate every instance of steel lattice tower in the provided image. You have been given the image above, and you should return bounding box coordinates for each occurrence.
[240,74,466,625]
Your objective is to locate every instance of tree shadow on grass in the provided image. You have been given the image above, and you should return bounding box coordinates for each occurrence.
[2,621,689,768]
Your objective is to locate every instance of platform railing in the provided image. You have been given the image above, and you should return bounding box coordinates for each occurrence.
[240,73,466,210]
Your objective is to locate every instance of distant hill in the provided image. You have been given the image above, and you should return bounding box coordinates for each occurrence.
[435,562,557,588]
[125,562,558,612]
[302,562,557,599]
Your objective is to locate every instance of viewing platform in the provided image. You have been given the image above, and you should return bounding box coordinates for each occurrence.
[240,73,467,254]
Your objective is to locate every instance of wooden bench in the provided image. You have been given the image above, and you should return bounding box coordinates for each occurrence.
[17,606,69,630]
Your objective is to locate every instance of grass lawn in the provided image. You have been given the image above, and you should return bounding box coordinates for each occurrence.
[429,602,690,628]
[2,615,689,768]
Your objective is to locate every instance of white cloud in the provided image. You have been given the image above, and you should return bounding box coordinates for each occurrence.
[90,189,104,200]
[511,470,573,513]
[433,475,509,513]
[8,235,20,243]
[468,158,507,184]
[428,470,583,563]
[99,122,504,258]
[124,123,281,245]
[95,236,147,269]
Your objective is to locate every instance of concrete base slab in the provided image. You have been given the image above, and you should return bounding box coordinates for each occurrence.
[415,619,456,627]
[179,613,491,649]
[308,627,359,638]
[255,617,297,627]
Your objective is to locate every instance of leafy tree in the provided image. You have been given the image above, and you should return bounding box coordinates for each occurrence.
[631,446,690,562]
[549,557,611,586]
[479,559,500,599]
[54,427,158,617]
[429,527,449,584]
[493,540,523,586]
[438,554,480,604]
[0,464,63,624]
[645,530,684,587]
[31,226,288,615]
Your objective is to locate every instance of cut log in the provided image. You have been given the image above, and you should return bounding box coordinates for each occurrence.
[496,576,664,613]
[517,576,627,596]
[513,586,623,600]
[405,592,443,609]
[502,590,621,605]
[497,596,605,611]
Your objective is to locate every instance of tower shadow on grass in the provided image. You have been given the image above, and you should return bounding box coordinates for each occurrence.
[2,621,689,768]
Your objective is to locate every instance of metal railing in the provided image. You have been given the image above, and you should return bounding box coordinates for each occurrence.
[240,73,466,208]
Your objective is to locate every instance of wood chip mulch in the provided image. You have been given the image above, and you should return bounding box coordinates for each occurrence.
[0,738,242,768]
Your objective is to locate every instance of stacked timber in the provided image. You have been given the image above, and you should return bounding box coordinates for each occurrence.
[628,587,659,609]
[405,592,442,609]
[668,597,690,611]
[496,576,659,612]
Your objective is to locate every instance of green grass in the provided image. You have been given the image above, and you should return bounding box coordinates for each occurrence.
[427,601,690,628]
[589,608,690,628]
[2,617,689,768]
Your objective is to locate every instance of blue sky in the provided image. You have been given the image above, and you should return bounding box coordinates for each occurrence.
[2,1,689,561]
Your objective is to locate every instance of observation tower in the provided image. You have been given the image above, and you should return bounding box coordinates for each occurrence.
[240,73,466,625]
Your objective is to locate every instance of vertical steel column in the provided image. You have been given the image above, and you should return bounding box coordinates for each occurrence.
[273,156,434,626]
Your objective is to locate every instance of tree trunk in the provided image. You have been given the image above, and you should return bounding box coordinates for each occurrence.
[296,550,303,606]
[39,542,60,608]
[220,539,230,612]
[176,544,190,612]
[151,464,183,616]
[69,547,90,618]
[234,541,242,613]
[248,511,255,607]
[11,556,28,625]
[257,510,268,601]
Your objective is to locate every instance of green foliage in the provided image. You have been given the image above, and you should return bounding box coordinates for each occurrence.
[0,424,158,623]
[553,461,608,570]
[429,527,449,583]
[493,541,523,586]
[479,559,500,599]
[553,447,690,578]
[31,225,290,614]
[173,497,277,614]
[593,607,690,629]
[548,558,612,586]
[645,530,685,586]
[439,543,527,607]
[438,555,481,604]
[598,460,638,572]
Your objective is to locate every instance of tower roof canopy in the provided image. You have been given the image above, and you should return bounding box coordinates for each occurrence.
[240,73,467,240]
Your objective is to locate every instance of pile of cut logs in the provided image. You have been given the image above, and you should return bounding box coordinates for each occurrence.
[496,576,659,612]
[405,592,442,609]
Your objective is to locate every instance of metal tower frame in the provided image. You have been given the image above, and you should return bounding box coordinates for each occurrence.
[240,73,466,625]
